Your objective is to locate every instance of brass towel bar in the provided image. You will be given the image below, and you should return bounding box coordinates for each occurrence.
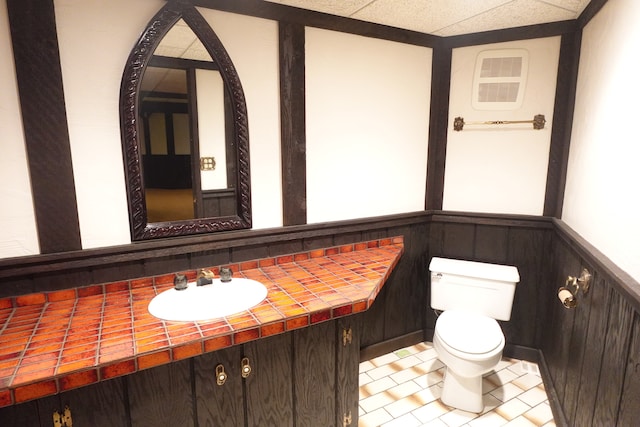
[453,114,545,131]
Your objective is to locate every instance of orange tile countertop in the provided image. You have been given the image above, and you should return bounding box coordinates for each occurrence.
[0,237,403,407]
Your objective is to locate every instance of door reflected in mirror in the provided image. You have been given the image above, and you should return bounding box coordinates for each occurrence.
[139,19,236,223]
[120,2,251,240]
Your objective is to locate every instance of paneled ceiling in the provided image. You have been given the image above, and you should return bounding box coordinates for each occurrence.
[263,0,591,36]
[146,1,592,93]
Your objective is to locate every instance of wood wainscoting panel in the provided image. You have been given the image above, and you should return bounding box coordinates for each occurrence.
[570,272,610,427]
[591,289,633,426]
[540,236,580,406]
[617,312,640,426]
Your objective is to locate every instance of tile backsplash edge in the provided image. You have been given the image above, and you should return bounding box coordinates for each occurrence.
[1,236,404,309]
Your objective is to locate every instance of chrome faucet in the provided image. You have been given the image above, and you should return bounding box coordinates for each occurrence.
[219,267,233,282]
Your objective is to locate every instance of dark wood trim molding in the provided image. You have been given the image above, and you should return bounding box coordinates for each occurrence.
[6,0,82,254]
[192,0,439,48]
[442,20,577,48]
[360,330,425,362]
[544,30,582,217]
[577,0,609,29]
[279,22,307,226]
[425,45,452,210]
[0,211,431,282]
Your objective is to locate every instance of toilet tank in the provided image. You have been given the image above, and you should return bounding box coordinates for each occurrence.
[429,257,520,321]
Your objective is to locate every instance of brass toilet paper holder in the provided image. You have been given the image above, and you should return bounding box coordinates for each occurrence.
[558,268,591,309]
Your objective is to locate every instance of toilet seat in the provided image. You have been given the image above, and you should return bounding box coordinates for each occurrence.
[436,310,504,355]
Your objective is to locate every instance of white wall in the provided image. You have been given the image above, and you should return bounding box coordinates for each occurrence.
[563,0,640,282]
[196,8,282,229]
[443,37,560,215]
[197,69,228,191]
[0,0,39,257]
[54,0,161,249]
[51,0,282,254]
[305,28,432,223]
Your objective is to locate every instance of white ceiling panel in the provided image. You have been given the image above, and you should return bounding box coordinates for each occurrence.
[432,0,578,36]
[264,0,591,36]
[351,0,512,35]
[265,0,374,16]
[539,0,591,13]
[154,19,212,61]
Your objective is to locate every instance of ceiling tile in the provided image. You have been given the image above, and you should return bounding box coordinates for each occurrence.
[538,0,591,14]
[265,0,373,16]
[262,0,590,36]
[352,0,512,34]
[155,19,212,62]
[433,0,577,36]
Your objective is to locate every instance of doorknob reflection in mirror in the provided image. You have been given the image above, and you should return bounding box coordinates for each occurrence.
[200,156,216,171]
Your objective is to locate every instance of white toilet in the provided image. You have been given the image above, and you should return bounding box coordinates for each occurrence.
[429,257,520,413]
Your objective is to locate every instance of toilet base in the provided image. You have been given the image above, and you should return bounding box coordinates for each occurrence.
[441,367,484,413]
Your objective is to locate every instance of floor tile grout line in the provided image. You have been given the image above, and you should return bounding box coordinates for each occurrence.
[359,343,554,427]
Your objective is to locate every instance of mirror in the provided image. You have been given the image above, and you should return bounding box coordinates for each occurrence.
[120,2,251,240]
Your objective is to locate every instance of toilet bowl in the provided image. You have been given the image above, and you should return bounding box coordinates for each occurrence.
[433,310,505,413]
[429,257,519,413]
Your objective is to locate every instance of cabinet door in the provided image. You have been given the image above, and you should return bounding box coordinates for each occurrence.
[59,377,127,427]
[127,359,194,426]
[193,344,245,426]
[336,317,360,427]
[244,332,294,427]
[0,400,42,427]
[293,321,336,426]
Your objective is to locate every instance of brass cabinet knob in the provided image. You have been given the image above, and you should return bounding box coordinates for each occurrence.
[215,364,227,386]
[241,357,252,378]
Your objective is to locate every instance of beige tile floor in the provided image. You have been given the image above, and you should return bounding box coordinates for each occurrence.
[359,342,555,427]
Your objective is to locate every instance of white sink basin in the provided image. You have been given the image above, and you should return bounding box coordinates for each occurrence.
[148,278,268,322]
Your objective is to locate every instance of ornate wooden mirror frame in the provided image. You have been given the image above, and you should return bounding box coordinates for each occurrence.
[120,1,251,240]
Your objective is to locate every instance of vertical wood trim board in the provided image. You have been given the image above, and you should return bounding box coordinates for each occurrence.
[279,22,307,226]
[6,0,82,253]
[425,45,452,211]
[543,30,582,217]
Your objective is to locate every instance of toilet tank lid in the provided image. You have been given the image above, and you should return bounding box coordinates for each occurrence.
[429,257,520,283]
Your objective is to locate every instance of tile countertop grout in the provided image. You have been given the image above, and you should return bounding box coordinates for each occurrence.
[0,236,404,408]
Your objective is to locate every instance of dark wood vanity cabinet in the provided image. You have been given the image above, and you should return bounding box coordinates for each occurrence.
[0,317,360,427]
[195,317,360,427]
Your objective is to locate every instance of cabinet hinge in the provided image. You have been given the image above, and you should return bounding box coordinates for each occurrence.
[53,406,73,427]
[342,327,352,346]
[342,411,352,426]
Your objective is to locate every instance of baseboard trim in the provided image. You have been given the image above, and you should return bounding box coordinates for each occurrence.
[360,330,425,362]
[361,336,543,365]
[503,344,540,362]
